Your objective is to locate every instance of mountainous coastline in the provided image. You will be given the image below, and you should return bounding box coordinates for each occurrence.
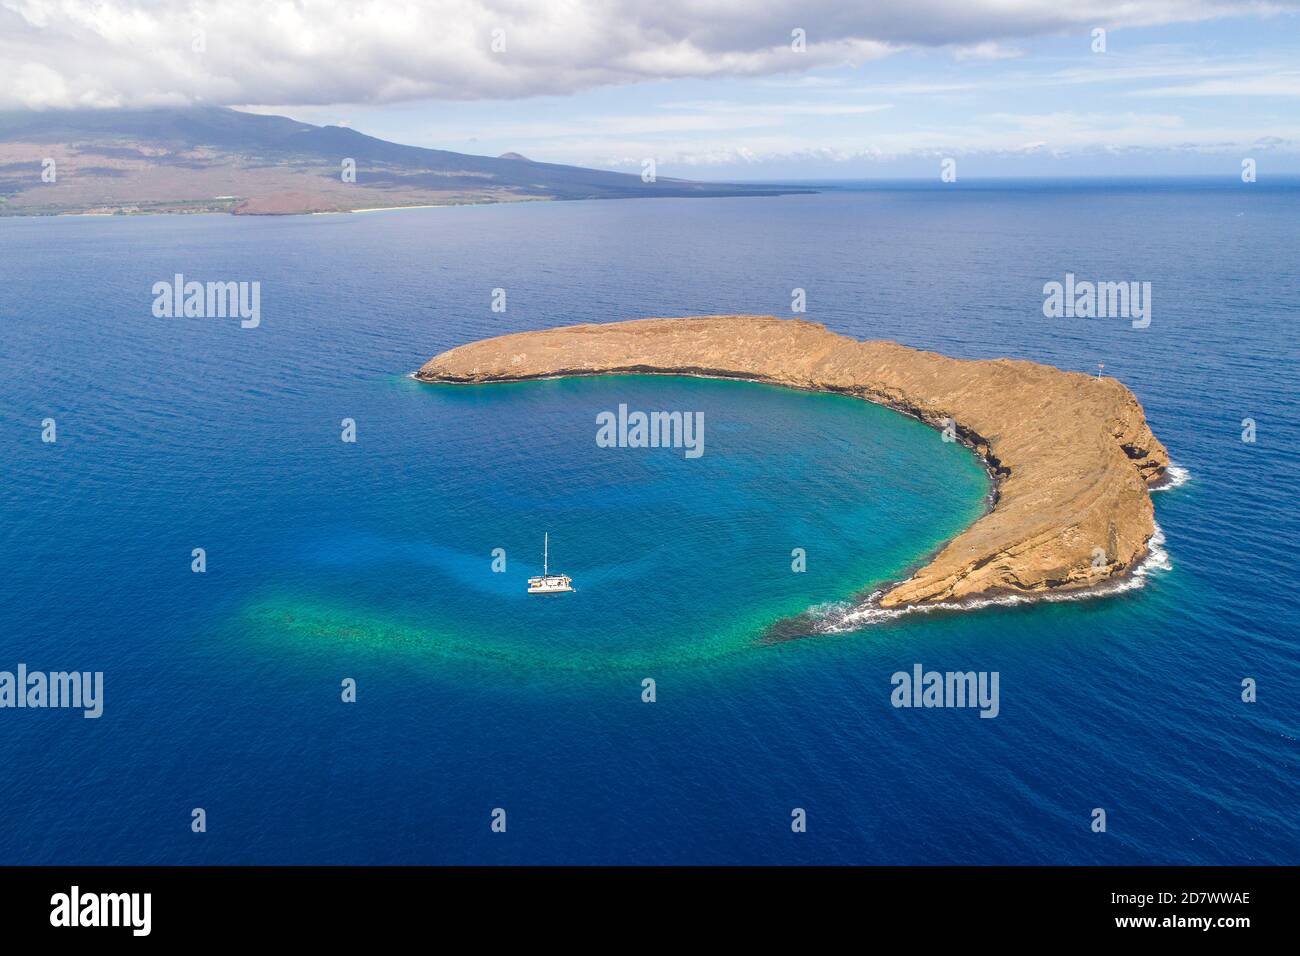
[0,106,809,216]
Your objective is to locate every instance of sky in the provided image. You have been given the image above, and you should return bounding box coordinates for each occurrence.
[3,0,1299,179]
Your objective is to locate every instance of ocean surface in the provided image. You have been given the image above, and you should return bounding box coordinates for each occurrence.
[0,179,1297,864]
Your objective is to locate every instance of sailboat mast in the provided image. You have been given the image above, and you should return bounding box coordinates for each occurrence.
[543,532,548,576]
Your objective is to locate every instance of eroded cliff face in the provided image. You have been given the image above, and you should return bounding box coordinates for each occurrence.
[416,316,1170,609]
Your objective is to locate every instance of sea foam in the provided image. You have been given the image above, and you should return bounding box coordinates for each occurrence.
[810,522,1175,634]
[1153,462,1192,491]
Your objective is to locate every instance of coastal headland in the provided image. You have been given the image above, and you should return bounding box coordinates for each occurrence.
[416,316,1170,609]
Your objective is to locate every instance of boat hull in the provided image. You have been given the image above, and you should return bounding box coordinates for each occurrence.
[527,574,574,594]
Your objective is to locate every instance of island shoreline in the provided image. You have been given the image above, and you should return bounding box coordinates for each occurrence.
[414,316,1172,613]
[419,367,1138,631]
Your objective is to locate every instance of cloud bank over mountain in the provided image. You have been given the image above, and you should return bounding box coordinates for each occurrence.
[3,0,1296,109]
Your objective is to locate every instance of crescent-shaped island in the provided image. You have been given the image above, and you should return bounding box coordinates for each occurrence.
[416,315,1170,610]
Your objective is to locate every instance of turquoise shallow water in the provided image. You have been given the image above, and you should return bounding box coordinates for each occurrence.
[238,374,988,673]
[0,182,1297,864]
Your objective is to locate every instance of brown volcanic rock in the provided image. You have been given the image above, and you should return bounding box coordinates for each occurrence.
[416,316,1170,608]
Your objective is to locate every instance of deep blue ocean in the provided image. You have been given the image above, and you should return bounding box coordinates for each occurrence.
[1,180,1296,864]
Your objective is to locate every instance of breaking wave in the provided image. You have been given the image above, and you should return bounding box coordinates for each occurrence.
[1153,462,1191,491]
[807,523,1173,634]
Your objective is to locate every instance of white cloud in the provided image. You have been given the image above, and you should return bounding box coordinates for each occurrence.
[659,100,894,117]
[952,42,1024,60]
[1136,73,1300,95]
[509,109,1300,169]
[1,0,1296,109]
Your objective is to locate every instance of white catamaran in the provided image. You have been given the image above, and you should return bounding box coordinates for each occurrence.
[527,532,574,594]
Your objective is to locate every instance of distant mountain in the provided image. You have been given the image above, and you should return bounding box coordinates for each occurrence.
[0,106,809,216]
